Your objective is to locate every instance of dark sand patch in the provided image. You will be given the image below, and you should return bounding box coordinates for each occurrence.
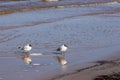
[52,57,120,80]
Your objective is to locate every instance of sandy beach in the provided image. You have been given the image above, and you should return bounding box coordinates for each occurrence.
[53,52,120,80]
[0,0,120,80]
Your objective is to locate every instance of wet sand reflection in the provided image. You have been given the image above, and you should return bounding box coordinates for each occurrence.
[55,55,67,65]
[15,51,32,65]
[15,50,68,66]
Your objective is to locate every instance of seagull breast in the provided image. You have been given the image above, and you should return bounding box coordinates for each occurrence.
[24,45,32,52]
[60,45,67,52]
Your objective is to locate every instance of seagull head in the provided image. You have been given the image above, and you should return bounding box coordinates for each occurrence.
[63,44,68,48]
[28,44,32,47]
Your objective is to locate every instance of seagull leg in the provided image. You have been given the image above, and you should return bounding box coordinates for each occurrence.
[62,52,65,57]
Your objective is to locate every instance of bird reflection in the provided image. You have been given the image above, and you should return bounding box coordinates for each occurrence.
[56,56,67,65]
[15,52,32,65]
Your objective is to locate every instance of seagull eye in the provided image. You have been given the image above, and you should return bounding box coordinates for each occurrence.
[64,44,68,47]
[29,44,32,46]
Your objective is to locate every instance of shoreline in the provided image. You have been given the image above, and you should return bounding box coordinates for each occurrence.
[0,0,118,15]
[50,51,120,80]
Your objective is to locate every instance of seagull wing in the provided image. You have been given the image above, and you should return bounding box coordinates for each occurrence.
[57,47,61,51]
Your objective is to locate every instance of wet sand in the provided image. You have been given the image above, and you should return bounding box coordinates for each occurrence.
[0,0,117,15]
[53,52,120,80]
[0,0,120,80]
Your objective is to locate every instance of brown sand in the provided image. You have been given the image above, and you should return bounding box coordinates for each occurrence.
[52,53,120,80]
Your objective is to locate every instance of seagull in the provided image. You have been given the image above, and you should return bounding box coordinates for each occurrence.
[57,44,68,56]
[18,44,32,52]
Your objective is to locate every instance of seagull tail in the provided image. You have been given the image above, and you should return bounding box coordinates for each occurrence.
[18,47,24,50]
[57,48,60,51]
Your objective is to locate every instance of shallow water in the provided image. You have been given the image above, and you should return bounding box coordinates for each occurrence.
[0,0,120,80]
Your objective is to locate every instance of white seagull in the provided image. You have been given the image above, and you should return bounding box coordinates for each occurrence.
[18,44,32,52]
[57,44,68,56]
